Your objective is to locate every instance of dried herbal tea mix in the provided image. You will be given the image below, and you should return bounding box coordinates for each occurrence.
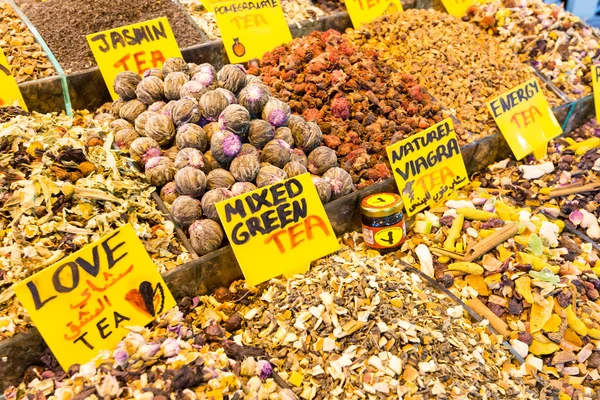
[250,30,454,189]
[346,9,561,140]
[180,0,325,41]
[0,111,190,340]
[6,239,551,399]
[0,2,56,83]
[14,0,205,72]
[106,57,352,257]
[465,0,600,99]
[401,119,600,395]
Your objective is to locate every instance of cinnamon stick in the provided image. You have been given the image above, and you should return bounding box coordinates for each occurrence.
[466,298,510,339]
[465,223,519,261]
[549,183,600,198]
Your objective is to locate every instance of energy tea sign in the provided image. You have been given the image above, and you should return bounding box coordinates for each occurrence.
[386,118,469,216]
[216,173,339,286]
[87,17,182,100]
[14,224,175,370]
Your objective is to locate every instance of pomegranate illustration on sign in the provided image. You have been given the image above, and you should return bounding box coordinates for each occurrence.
[232,38,246,57]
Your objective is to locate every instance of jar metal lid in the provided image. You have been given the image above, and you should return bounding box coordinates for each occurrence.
[360,193,404,218]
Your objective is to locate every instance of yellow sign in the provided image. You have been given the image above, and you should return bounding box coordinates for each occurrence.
[593,66,600,124]
[386,118,469,216]
[345,0,403,28]
[87,17,182,100]
[0,48,27,110]
[487,78,562,160]
[216,173,339,286]
[212,0,292,63]
[440,0,475,17]
[14,224,175,370]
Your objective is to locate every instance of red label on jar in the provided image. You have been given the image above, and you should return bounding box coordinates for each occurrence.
[362,221,406,250]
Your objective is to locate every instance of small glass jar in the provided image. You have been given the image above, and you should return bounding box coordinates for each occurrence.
[360,193,406,250]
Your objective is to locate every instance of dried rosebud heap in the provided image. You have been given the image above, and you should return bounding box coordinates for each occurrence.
[262,97,290,128]
[162,57,188,75]
[160,181,179,204]
[308,146,338,175]
[119,99,147,123]
[274,127,294,147]
[136,76,164,105]
[164,71,189,101]
[113,71,141,100]
[290,148,308,167]
[172,99,201,128]
[211,130,242,165]
[219,104,251,136]
[230,154,260,182]
[134,110,158,136]
[248,119,275,149]
[145,113,175,146]
[323,167,354,200]
[260,139,291,168]
[207,168,236,190]
[312,175,331,203]
[291,119,322,154]
[175,166,207,198]
[115,128,140,149]
[189,219,224,255]
[238,83,270,116]
[109,118,133,132]
[331,96,351,120]
[130,137,162,164]
[202,188,233,221]
[231,182,257,196]
[283,161,308,178]
[176,123,208,152]
[170,195,203,228]
[145,156,175,187]
[256,164,288,188]
[203,95,234,130]
[217,64,247,94]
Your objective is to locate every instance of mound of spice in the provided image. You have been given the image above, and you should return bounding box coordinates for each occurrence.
[14,0,205,72]
[249,29,452,188]
[0,111,190,340]
[0,2,56,83]
[189,237,549,398]
[179,0,325,41]
[4,302,296,399]
[346,9,561,140]
[400,122,600,394]
[465,0,600,99]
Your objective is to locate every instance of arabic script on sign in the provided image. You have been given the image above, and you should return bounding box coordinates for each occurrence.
[14,224,176,370]
[386,118,470,216]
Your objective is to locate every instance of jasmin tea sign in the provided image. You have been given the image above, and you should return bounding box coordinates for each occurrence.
[87,17,182,100]
[386,118,469,216]
[216,173,339,286]
[14,224,175,370]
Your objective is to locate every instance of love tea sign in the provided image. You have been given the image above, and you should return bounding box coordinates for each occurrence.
[386,118,469,216]
[87,17,182,100]
[14,224,175,370]
[216,173,339,286]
